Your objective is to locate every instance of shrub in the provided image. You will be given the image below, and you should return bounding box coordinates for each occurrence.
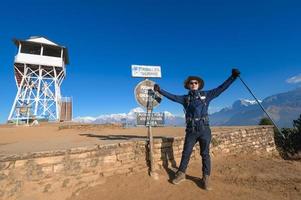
[259,117,273,125]
[275,114,301,158]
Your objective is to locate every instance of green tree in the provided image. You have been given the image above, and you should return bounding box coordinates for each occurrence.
[293,114,301,132]
[278,114,301,158]
[259,117,273,125]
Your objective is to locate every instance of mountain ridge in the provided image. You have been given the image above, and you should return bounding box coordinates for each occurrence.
[74,88,301,128]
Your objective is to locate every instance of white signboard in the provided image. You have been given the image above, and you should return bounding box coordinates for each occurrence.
[137,112,165,126]
[131,65,162,78]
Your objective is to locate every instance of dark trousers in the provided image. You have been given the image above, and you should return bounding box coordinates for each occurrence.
[178,124,212,176]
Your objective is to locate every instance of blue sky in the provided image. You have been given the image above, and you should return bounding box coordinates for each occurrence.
[0,0,301,122]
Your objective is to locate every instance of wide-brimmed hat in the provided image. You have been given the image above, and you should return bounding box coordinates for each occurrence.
[184,76,204,90]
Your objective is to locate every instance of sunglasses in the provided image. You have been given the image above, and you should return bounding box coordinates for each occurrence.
[189,81,199,85]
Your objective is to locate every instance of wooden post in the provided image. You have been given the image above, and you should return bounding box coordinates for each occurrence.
[146,90,159,180]
[147,110,158,179]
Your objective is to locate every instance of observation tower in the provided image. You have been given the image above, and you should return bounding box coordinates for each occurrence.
[8,36,71,123]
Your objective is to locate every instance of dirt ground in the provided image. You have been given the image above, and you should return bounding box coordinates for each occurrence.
[70,153,301,200]
[0,124,300,200]
[0,123,248,155]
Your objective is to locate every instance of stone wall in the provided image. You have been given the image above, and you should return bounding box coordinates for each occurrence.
[0,126,275,200]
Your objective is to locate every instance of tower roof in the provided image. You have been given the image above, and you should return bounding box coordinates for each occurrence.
[13,36,70,65]
[27,36,59,46]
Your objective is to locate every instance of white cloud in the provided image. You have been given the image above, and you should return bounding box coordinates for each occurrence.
[286,74,301,84]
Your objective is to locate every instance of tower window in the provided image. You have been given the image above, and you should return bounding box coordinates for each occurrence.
[20,43,41,55]
[43,46,61,57]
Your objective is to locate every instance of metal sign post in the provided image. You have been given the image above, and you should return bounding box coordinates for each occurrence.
[132,65,162,180]
[146,91,156,178]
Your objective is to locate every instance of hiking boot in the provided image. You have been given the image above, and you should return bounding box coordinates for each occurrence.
[172,171,186,185]
[202,175,212,191]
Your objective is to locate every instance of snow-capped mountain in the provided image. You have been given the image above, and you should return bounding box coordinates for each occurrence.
[73,107,185,126]
[74,88,301,128]
[239,99,261,106]
[73,116,97,123]
[210,88,301,127]
[164,111,185,126]
[74,107,143,124]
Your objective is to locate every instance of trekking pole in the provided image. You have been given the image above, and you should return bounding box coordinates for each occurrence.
[238,76,285,139]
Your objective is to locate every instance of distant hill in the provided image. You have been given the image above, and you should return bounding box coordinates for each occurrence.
[210,88,301,127]
[74,88,301,128]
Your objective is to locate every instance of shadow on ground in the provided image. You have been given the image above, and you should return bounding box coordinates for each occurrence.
[79,133,204,188]
[79,133,169,141]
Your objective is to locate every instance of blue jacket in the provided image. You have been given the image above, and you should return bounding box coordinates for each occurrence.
[159,75,237,121]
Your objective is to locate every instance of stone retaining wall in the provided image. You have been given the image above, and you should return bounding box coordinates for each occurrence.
[0,126,275,200]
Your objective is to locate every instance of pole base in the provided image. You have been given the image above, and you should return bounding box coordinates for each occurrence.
[149,171,159,180]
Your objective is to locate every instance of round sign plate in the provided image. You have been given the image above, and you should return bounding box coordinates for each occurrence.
[134,79,162,109]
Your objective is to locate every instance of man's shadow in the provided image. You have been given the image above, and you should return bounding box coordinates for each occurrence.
[79,133,202,187]
[160,137,203,188]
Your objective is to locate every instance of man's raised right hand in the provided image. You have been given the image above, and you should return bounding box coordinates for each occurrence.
[154,84,160,92]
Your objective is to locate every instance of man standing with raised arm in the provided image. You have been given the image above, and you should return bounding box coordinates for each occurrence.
[154,69,240,190]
